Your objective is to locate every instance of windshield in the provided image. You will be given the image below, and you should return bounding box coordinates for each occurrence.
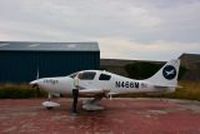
[78,72,96,80]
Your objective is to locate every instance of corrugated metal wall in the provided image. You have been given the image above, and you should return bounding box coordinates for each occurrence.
[0,51,100,83]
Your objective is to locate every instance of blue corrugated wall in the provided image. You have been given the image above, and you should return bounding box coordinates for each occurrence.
[0,51,100,83]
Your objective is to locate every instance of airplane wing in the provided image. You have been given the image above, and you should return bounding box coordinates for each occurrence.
[79,88,110,96]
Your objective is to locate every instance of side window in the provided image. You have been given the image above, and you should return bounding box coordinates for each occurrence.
[78,72,96,80]
[99,73,111,81]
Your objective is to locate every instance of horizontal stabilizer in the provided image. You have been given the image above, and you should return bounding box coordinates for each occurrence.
[154,85,182,89]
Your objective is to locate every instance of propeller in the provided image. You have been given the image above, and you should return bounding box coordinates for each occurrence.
[36,65,40,80]
[32,65,40,88]
[35,66,40,97]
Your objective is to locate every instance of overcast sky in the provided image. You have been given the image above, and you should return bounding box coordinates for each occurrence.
[0,0,200,61]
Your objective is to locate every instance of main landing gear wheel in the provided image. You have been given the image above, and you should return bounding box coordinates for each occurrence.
[82,97,104,111]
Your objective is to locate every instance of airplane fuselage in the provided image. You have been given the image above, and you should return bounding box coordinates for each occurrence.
[31,70,174,97]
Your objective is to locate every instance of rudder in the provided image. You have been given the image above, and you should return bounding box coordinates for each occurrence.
[146,59,181,87]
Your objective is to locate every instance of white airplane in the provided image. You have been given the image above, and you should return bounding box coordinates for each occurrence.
[30,59,180,112]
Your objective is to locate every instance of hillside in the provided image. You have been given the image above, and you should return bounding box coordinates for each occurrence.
[101,53,200,81]
[179,53,200,81]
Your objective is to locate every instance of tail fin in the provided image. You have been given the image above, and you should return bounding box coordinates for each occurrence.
[146,59,181,87]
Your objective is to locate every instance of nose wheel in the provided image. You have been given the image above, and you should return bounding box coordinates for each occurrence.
[42,93,60,110]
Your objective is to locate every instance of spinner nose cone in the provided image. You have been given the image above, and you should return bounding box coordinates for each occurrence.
[29,79,42,88]
[29,79,39,85]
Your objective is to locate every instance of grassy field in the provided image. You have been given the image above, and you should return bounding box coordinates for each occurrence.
[0,83,47,98]
[164,81,200,101]
[0,81,199,100]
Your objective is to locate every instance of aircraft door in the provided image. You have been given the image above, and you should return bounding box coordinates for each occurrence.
[77,71,97,88]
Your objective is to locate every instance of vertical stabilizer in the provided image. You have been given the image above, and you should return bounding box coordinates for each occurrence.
[146,59,180,87]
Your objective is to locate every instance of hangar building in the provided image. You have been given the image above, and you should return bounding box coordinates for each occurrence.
[0,41,100,83]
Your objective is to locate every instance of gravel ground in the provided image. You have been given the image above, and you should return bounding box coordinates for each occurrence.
[0,98,200,134]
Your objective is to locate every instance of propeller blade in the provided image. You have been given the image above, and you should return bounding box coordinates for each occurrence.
[72,89,79,113]
[36,66,40,80]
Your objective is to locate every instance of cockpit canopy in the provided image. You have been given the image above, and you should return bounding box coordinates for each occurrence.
[78,72,96,80]
[69,70,112,81]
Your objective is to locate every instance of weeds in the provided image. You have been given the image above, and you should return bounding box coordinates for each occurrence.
[0,83,47,98]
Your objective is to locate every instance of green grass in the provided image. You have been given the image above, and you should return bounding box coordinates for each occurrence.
[0,84,47,98]
[163,81,200,101]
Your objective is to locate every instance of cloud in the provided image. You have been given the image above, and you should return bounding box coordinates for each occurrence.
[0,0,199,60]
[99,37,200,60]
